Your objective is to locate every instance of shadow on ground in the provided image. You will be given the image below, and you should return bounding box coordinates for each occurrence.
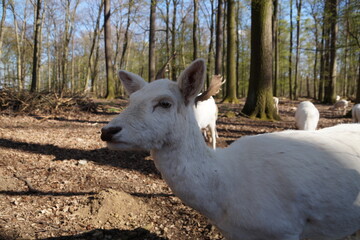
[0,228,167,240]
[0,138,160,177]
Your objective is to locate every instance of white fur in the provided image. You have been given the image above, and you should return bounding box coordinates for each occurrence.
[194,96,218,149]
[273,97,279,114]
[352,104,360,123]
[336,95,341,101]
[102,59,360,240]
[329,99,348,116]
[295,101,320,131]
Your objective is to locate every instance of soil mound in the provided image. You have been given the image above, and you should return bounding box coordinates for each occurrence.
[76,189,149,228]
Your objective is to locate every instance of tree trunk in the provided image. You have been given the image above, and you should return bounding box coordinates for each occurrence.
[242,0,279,120]
[294,0,302,99]
[9,0,24,91]
[104,0,115,99]
[318,22,326,101]
[192,0,198,60]
[0,0,8,58]
[206,0,215,88]
[272,0,279,97]
[60,0,79,94]
[149,0,157,82]
[310,1,319,99]
[355,54,360,104]
[215,0,223,75]
[30,0,42,92]
[171,0,179,81]
[85,1,103,92]
[323,0,337,104]
[165,0,170,69]
[288,0,293,99]
[222,0,238,103]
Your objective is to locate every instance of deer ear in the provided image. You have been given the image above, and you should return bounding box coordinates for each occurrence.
[118,71,147,95]
[177,59,206,105]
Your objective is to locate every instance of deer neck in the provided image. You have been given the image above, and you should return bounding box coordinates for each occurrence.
[150,111,221,218]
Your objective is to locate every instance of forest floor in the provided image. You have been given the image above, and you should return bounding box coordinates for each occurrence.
[0,97,358,240]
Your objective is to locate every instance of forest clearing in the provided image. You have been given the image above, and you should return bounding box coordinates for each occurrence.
[0,97,358,240]
[0,0,359,238]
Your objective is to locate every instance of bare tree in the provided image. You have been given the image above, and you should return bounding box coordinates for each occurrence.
[59,0,79,93]
[85,1,104,93]
[192,0,198,60]
[171,0,179,81]
[288,0,294,99]
[223,0,238,103]
[104,0,115,99]
[272,0,279,97]
[149,0,157,82]
[323,0,337,103]
[9,0,28,90]
[308,0,321,99]
[206,0,215,87]
[215,0,223,75]
[30,0,42,92]
[119,0,133,69]
[0,0,9,59]
[294,0,302,99]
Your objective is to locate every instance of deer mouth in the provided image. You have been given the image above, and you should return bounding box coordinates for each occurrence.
[106,140,131,150]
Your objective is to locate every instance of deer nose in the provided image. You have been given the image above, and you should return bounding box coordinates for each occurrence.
[101,126,122,142]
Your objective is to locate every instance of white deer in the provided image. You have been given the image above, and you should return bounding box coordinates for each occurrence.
[295,101,320,131]
[101,59,360,240]
[194,75,225,149]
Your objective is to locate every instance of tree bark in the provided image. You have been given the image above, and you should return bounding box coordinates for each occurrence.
[323,0,337,104]
[222,0,238,103]
[171,0,179,81]
[104,0,115,99]
[272,0,279,97]
[355,54,360,104]
[242,0,279,120]
[192,0,198,60]
[288,0,293,99]
[215,0,223,75]
[318,22,326,101]
[0,0,8,58]
[206,0,215,88]
[309,1,319,99]
[85,1,103,93]
[294,0,302,99]
[30,0,42,92]
[149,0,157,82]
[9,0,26,91]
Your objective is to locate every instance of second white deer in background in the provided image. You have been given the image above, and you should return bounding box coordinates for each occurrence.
[193,75,225,149]
[329,99,348,116]
[352,103,360,123]
[295,101,320,131]
[101,59,360,240]
[273,97,279,115]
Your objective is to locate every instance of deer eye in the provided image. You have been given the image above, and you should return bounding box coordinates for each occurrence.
[158,100,172,109]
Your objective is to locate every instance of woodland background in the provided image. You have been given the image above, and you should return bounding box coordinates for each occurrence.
[0,0,359,113]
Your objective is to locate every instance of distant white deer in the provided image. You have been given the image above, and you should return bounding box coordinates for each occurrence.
[194,75,225,149]
[352,104,360,123]
[329,99,348,116]
[101,59,360,240]
[273,96,279,114]
[295,101,320,131]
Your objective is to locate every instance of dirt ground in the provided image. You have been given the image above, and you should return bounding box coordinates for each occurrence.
[0,97,357,240]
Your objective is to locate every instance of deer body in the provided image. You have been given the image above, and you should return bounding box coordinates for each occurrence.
[295,101,320,131]
[194,96,218,149]
[101,59,360,240]
[353,104,360,123]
